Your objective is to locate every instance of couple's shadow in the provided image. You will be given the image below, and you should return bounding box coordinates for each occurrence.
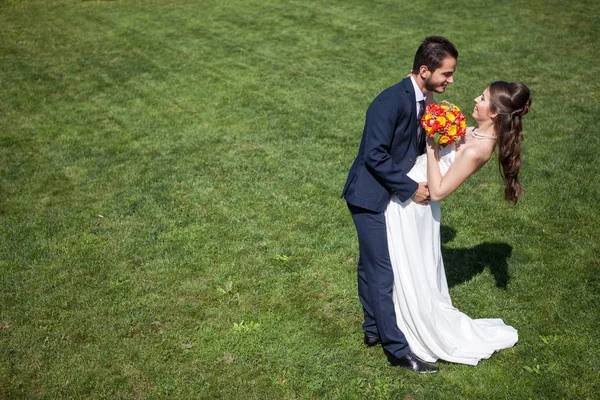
[440,225,511,289]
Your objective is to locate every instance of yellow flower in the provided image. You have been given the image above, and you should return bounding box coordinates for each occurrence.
[440,105,449,110]
[436,116,447,126]
[439,135,450,144]
[448,125,457,136]
[425,126,433,134]
[446,112,456,122]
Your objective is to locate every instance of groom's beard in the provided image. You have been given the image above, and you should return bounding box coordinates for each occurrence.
[423,77,448,94]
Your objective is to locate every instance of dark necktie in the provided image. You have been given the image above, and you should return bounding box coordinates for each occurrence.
[416,100,426,155]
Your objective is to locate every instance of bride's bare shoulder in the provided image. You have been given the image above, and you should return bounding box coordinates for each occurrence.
[456,141,493,165]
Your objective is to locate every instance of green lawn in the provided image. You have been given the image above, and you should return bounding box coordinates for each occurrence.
[1,0,599,398]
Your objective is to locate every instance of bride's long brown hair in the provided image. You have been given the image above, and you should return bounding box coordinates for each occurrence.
[488,81,532,204]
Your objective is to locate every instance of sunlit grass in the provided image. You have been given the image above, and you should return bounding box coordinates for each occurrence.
[1,0,599,398]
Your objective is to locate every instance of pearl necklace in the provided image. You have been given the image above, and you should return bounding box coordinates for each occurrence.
[470,127,497,140]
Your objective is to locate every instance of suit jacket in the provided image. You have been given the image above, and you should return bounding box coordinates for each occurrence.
[342,77,421,212]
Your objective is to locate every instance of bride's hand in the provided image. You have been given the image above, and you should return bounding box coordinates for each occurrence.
[426,135,438,151]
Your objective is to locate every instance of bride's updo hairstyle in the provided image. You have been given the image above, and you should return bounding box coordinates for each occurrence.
[488,81,532,204]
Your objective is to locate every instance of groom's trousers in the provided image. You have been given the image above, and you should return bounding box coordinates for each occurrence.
[348,203,410,359]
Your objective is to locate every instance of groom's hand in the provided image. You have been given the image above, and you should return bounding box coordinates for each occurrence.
[412,182,430,205]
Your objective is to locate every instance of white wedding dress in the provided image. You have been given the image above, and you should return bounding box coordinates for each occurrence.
[385,143,518,366]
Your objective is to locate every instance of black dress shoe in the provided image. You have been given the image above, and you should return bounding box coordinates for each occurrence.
[384,350,439,374]
[363,333,381,347]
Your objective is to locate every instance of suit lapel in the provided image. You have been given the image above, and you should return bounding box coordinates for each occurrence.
[401,77,418,136]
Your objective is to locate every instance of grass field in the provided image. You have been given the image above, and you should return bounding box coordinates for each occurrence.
[1,0,599,398]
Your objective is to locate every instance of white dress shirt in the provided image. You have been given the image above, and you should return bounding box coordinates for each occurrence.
[410,75,426,114]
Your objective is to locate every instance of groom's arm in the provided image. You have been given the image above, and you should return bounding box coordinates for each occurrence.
[363,94,419,202]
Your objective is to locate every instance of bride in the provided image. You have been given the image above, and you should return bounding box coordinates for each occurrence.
[385,81,532,365]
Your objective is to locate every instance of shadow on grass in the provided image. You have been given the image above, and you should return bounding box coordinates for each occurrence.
[440,225,512,289]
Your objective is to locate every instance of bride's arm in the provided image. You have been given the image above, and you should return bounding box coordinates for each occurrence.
[426,139,487,201]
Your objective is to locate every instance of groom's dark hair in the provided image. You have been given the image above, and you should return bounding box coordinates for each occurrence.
[412,36,458,73]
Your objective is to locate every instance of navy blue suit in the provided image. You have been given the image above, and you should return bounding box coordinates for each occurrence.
[342,77,422,358]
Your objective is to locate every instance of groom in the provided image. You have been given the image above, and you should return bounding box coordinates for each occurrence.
[341,36,458,373]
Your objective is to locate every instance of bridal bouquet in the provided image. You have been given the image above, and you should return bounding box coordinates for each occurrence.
[421,101,467,146]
